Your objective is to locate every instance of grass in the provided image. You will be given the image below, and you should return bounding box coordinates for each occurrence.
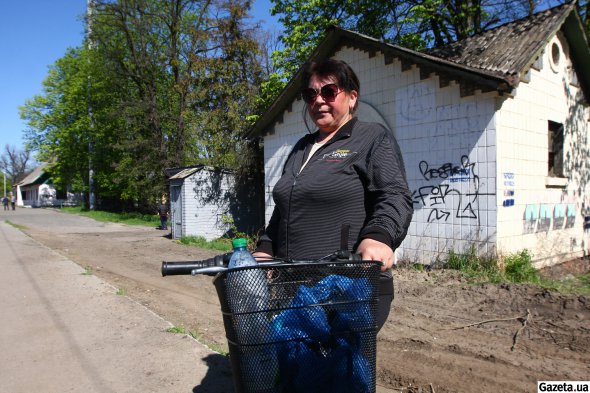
[60,207,237,252]
[538,271,590,295]
[207,342,229,356]
[60,206,161,227]
[165,325,188,334]
[82,266,93,275]
[165,325,228,354]
[504,250,540,284]
[445,246,504,283]
[116,288,127,296]
[177,235,232,252]
[441,247,590,295]
[4,220,29,231]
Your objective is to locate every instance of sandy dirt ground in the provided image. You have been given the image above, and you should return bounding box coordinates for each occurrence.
[19,212,590,393]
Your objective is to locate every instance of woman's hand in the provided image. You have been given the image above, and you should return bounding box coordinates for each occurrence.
[356,238,394,271]
[252,252,275,279]
[252,251,273,262]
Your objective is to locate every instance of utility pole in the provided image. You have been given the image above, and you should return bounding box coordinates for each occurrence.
[87,0,96,210]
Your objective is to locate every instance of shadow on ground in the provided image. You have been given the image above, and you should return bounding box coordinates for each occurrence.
[193,353,234,393]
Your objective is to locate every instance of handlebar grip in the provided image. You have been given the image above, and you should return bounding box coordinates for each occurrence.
[161,253,231,276]
[332,250,362,261]
[349,253,362,261]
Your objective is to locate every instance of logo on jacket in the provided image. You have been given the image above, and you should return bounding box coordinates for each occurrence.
[321,149,358,162]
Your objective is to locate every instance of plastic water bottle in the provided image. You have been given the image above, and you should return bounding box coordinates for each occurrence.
[226,238,278,391]
[228,238,257,269]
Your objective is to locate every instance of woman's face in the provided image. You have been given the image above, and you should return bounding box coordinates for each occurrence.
[306,74,358,134]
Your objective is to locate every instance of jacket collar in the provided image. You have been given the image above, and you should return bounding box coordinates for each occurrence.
[309,117,358,145]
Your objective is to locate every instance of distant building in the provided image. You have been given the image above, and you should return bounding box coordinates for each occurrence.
[249,3,590,267]
[15,163,82,207]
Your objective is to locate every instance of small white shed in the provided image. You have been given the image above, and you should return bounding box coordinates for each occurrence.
[167,166,234,240]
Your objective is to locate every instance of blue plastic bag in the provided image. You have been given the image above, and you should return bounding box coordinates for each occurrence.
[270,275,374,392]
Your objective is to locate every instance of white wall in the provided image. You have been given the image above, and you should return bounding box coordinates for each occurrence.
[181,170,233,241]
[264,46,499,264]
[495,33,590,267]
[20,184,56,207]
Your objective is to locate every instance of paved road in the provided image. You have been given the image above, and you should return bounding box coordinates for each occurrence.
[1,207,394,393]
[0,207,233,393]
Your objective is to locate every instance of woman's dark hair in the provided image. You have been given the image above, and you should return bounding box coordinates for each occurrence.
[301,58,360,96]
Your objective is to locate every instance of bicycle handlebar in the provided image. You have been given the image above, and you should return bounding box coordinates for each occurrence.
[161,250,364,277]
[161,253,232,276]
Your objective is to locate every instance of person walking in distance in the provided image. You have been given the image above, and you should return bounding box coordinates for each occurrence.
[158,198,169,230]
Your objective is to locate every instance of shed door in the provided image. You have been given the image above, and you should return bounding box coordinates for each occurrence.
[171,185,182,239]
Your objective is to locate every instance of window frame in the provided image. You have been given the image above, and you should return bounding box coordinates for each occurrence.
[546,120,566,188]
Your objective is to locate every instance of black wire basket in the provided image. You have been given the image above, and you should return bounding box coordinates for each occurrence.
[213,260,381,393]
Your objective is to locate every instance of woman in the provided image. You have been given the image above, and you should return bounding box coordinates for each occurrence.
[254,59,413,329]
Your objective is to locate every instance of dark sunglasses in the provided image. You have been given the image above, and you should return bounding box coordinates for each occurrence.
[300,83,342,104]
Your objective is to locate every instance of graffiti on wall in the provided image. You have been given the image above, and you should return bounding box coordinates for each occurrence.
[418,155,474,182]
[523,203,576,233]
[396,83,435,124]
[502,172,515,207]
[412,155,493,223]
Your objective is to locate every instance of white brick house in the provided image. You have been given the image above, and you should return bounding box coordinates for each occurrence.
[250,3,590,267]
[15,163,82,208]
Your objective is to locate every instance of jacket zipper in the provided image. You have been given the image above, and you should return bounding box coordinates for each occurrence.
[285,138,331,258]
[284,121,354,258]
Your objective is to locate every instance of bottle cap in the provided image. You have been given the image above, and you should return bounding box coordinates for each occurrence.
[232,238,247,249]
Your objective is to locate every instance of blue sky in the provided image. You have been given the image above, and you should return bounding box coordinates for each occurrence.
[1,1,563,154]
[0,0,279,153]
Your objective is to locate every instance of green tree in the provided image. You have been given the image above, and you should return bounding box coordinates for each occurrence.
[23,0,265,212]
[264,0,556,101]
[20,47,122,203]
[88,0,264,208]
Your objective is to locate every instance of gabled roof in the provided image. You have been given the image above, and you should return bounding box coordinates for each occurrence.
[168,167,202,180]
[165,165,205,180]
[16,163,50,187]
[165,165,232,180]
[427,2,588,84]
[249,2,589,138]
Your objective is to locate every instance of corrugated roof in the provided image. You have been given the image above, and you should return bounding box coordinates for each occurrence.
[165,165,233,180]
[16,163,49,187]
[427,2,576,78]
[249,2,589,138]
[168,167,201,180]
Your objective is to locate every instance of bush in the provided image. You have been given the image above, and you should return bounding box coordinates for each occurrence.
[444,246,544,284]
[503,249,539,284]
[437,246,588,294]
[445,245,503,282]
[446,246,480,271]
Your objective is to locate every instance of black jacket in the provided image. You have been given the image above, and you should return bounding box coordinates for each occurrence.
[256,118,413,266]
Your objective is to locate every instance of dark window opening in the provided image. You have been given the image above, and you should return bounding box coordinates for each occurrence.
[551,42,560,66]
[548,120,564,177]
